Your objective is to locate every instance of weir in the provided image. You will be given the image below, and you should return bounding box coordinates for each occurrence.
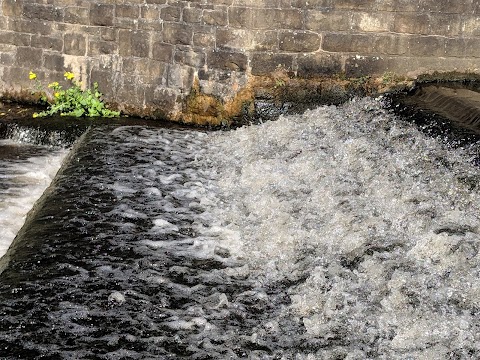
[0,93,480,358]
[1,0,480,358]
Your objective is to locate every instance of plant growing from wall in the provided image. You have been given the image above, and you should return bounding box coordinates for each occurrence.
[29,71,120,118]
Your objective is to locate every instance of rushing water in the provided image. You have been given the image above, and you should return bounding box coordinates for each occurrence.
[1,97,480,359]
[0,136,69,258]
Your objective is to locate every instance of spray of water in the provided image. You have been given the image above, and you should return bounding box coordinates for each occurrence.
[203,97,480,358]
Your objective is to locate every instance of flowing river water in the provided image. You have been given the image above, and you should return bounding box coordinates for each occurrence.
[0,97,479,359]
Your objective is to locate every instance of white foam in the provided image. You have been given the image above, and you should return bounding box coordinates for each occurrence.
[0,145,68,257]
[203,97,480,356]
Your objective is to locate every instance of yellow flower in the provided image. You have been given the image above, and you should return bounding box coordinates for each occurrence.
[48,81,59,88]
[29,71,37,80]
[64,71,75,80]
[33,112,39,118]
[54,92,60,98]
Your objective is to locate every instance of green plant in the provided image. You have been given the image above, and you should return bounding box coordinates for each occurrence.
[29,71,120,118]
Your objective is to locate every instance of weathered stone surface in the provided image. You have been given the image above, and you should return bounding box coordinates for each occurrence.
[174,47,205,68]
[90,4,114,26]
[63,7,89,24]
[162,22,192,45]
[203,9,228,26]
[22,3,63,22]
[116,4,140,19]
[352,11,393,32]
[323,33,375,54]
[88,40,117,56]
[152,42,174,62]
[407,36,445,57]
[297,53,343,78]
[43,52,64,70]
[32,35,63,51]
[251,53,293,75]
[2,0,23,17]
[207,50,248,71]
[119,30,150,57]
[0,31,30,46]
[160,6,181,21]
[0,0,478,125]
[16,46,43,68]
[64,33,86,56]
[305,10,351,32]
[279,31,320,52]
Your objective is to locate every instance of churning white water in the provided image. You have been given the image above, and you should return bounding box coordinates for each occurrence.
[1,98,479,358]
[202,97,480,358]
[0,139,68,257]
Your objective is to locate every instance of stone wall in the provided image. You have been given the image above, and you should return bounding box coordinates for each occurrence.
[0,0,479,124]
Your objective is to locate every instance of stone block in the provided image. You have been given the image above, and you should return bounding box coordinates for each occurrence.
[145,0,167,4]
[1,53,16,66]
[116,4,140,18]
[421,0,469,14]
[174,47,206,67]
[119,30,151,57]
[290,0,332,9]
[89,67,116,99]
[203,9,228,26]
[141,5,161,20]
[152,41,174,62]
[322,33,375,54]
[183,8,202,23]
[101,28,117,42]
[3,0,23,17]
[149,87,179,118]
[137,19,163,31]
[229,7,305,32]
[446,38,480,58]
[297,53,343,77]
[160,6,181,21]
[122,58,167,83]
[64,33,86,56]
[461,16,480,37]
[374,34,409,56]
[305,10,351,32]
[192,26,216,48]
[167,63,194,90]
[234,0,279,7]
[0,31,30,46]
[463,38,480,58]
[162,22,192,45]
[32,35,63,52]
[427,14,461,36]
[207,49,248,71]
[64,7,89,24]
[90,4,114,26]
[332,0,376,10]
[113,75,143,104]
[88,40,117,56]
[352,11,393,32]
[16,46,43,68]
[43,52,65,71]
[22,3,63,22]
[8,18,52,35]
[216,28,251,50]
[250,53,294,75]
[344,55,385,77]
[252,9,303,30]
[279,31,321,52]
[407,36,445,57]
[228,7,253,28]
[393,13,431,35]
